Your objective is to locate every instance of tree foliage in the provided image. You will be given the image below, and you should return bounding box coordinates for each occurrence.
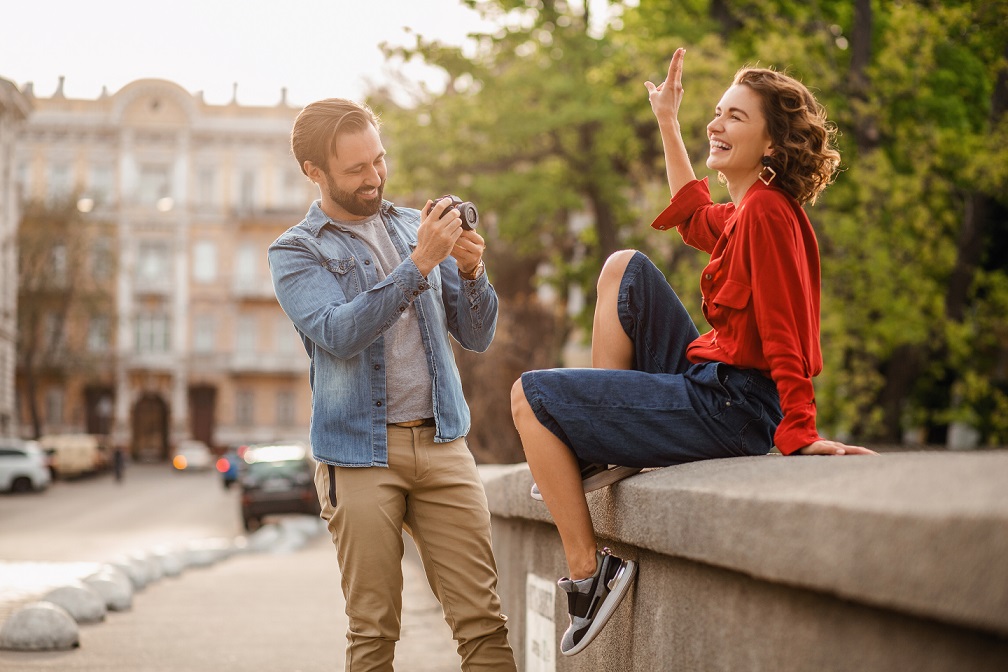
[16,198,117,438]
[367,0,1008,454]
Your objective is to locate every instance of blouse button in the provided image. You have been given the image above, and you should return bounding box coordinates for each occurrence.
[704,273,712,280]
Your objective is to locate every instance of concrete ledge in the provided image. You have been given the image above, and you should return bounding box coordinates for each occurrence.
[481,451,1008,671]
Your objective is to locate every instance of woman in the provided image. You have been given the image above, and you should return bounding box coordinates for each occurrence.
[510,48,877,657]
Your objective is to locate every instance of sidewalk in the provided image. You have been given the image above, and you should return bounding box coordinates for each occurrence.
[0,532,460,671]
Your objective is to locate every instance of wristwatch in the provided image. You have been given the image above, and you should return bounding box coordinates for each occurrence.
[459,260,485,280]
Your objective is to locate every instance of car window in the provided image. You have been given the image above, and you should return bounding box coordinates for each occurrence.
[246,459,307,478]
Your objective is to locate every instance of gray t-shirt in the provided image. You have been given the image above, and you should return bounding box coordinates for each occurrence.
[345,214,434,424]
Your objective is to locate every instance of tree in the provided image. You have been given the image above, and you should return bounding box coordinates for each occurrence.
[16,198,117,438]
[367,0,1008,448]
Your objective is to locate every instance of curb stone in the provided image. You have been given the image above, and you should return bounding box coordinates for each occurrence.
[0,517,326,652]
[0,601,79,651]
[41,583,107,624]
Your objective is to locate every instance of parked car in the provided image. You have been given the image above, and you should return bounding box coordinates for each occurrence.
[239,441,320,531]
[38,433,107,479]
[172,439,213,471]
[0,439,52,493]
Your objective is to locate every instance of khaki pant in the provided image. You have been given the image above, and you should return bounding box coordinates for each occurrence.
[314,425,517,672]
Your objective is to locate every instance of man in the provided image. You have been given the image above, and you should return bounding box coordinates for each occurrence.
[268,98,516,672]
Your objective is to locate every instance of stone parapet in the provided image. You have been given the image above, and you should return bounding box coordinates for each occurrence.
[481,451,1008,671]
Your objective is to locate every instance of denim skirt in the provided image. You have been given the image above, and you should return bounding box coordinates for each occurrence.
[521,251,783,468]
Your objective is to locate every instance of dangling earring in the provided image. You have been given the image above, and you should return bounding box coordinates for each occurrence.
[758,156,777,186]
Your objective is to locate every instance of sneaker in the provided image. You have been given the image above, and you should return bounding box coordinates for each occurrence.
[558,547,637,656]
[530,463,643,501]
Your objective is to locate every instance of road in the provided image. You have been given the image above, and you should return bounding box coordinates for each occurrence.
[0,463,243,564]
[0,463,462,671]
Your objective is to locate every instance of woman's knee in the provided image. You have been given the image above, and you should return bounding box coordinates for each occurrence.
[510,378,531,425]
[598,249,638,294]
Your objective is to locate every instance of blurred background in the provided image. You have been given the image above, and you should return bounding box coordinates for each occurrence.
[1,0,1006,474]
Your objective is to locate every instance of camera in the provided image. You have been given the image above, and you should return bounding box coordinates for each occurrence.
[426,194,479,231]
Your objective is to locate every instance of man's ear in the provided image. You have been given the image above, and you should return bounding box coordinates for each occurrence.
[303,160,323,185]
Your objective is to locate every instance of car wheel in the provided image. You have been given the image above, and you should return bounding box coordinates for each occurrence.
[11,477,32,493]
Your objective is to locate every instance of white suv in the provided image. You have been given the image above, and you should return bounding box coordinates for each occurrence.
[0,439,52,493]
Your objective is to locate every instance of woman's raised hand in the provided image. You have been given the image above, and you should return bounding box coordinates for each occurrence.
[644,47,686,126]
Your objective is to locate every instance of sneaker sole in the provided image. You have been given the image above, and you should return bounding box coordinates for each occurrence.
[561,559,637,656]
[531,466,643,502]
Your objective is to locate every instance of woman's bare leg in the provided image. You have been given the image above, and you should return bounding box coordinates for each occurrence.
[511,379,598,579]
[510,250,640,580]
[592,250,637,370]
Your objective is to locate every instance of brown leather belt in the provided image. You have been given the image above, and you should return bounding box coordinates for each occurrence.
[390,417,435,428]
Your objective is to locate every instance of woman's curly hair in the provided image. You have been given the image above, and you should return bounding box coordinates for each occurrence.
[733,67,840,206]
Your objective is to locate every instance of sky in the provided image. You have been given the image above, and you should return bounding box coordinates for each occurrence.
[0,0,502,107]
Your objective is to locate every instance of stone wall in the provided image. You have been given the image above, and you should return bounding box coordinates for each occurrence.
[480,451,1008,671]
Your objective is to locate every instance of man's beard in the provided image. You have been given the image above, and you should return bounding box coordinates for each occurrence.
[327,177,384,218]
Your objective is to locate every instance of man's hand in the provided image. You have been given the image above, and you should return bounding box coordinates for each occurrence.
[797,440,879,456]
[452,230,486,278]
[412,197,464,277]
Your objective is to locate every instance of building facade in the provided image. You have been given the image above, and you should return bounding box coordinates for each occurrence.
[13,77,317,459]
[0,77,31,438]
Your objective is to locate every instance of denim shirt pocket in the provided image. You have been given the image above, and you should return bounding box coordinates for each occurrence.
[323,256,361,299]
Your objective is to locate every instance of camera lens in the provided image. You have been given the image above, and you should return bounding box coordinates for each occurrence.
[458,203,479,231]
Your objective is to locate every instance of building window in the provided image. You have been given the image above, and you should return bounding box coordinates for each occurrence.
[45,388,64,426]
[48,163,72,201]
[16,161,31,197]
[239,169,256,211]
[235,389,255,425]
[284,170,305,208]
[136,241,170,283]
[193,241,217,283]
[275,317,298,354]
[51,243,68,287]
[276,390,295,427]
[236,315,256,355]
[135,312,171,353]
[44,312,65,352]
[87,315,111,353]
[90,237,113,282]
[193,315,216,353]
[235,243,257,284]
[88,163,115,204]
[138,164,172,206]
[195,167,216,207]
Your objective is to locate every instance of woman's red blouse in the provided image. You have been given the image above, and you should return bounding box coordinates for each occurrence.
[651,177,823,455]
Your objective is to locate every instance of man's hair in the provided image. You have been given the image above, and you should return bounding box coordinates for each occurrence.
[290,98,381,176]
[733,68,840,206]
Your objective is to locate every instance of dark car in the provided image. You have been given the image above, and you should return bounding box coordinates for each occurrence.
[239,441,320,531]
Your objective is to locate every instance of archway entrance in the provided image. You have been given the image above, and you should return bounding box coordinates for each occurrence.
[132,393,169,461]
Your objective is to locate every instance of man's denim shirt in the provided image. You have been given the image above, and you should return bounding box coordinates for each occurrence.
[268,199,498,467]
